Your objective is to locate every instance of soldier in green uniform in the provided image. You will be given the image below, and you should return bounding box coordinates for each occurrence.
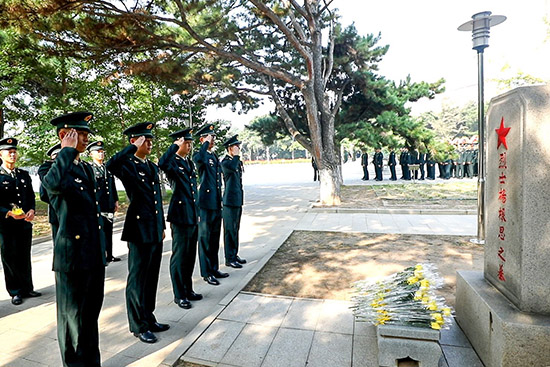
[387,148,397,181]
[193,124,229,286]
[38,143,61,241]
[87,141,120,263]
[0,137,40,306]
[360,151,369,180]
[221,135,247,269]
[42,112,106,367]
[159,128,203,310]
[107,122,169,344]
[373,148,383,181]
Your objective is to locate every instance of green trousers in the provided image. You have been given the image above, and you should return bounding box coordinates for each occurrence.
[0,223,34,297]
[126,241,162,334]
[55,268,105,367]
[198,208,221,277]
[170,223,198,299]
[222,205,242,263]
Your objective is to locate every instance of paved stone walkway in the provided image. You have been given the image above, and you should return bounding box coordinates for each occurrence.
[0,162,482,366]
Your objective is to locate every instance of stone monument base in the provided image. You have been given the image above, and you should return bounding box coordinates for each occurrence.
[377,324,441,367]
[455,271,550,367]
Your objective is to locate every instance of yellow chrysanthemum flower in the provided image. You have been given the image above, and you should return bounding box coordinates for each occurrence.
[407,276,419,285]
[431,322,441,330]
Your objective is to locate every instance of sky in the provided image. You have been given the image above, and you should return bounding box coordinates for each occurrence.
[206,0,550,127]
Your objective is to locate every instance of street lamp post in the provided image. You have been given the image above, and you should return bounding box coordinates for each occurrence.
[458,11,506,245]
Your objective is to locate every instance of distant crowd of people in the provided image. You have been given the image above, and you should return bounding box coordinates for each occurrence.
[359,144,479,181]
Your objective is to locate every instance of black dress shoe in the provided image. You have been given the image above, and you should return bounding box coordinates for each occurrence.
[225,261,242,269]
[175,298,191,309]
[187,291,203,301]
[11,295,22,305]
[25,291,42,297]
[134,330,157,343]
[203,275,220,285]
[150,322,170,332]
[236,256,247,264]
[213,270,229,278]
[110,257,122,262]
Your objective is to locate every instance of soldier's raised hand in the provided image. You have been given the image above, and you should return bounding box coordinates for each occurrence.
[61,129,78,149]
[174,137,185,147]
[132,136,146,148]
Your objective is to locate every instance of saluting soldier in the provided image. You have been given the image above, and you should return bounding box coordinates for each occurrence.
[0,137,39,306]
[106,122,169,344]
[373,148,383,181]
[193,124,229,286]
[360,151,369,180]
[158,128,202,310]
[221,135,247,269]
[38,143,61,241]
[87,141,120,263]
[387,148,397,181]
[41,112,106,367]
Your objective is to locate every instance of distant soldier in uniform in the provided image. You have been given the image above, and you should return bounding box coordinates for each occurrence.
[107,122,169,344]
[409,149,419,180]
[311,157,319,181]
[87,141,120,263]
[373,148,383,181]
[472,144,479,177]
[38,143,61,241]
[426,152,436,180]
[360,151,369,180]
[221,135,247,269]
[158,128,202,310]
[463,146,473,178]
[456,146,465,179]
[0,137,39,306]
[193,124,229,286]
[42,112,105,367]
[387,148,397,181]
[418,150,426,180]
[402,147,411,180]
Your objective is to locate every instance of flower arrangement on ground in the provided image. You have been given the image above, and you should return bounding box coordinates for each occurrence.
[351,264,453,330]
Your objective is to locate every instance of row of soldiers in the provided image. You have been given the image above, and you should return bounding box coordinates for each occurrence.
[360,145,479,181]
[0,112,246,367]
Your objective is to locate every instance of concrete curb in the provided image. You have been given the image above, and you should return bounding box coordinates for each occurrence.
[158,229,295,367]
[309,206,476,215]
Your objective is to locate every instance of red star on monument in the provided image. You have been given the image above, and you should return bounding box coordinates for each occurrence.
[495,117,511,150]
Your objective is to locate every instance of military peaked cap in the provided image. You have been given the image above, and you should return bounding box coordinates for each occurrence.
[169,128,193,141]
[223,134,241,148]
[50,112,94,132]
[123,122,156,139]
[86,141,105,152]
[46,143,62,158]
[194,123,216,137]
[0,137,18,150]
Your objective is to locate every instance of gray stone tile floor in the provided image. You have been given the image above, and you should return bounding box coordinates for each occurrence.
[0,162,483,366]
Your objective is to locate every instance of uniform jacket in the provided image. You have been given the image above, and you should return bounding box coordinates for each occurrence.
[373,152,383,167]
[107,144,165,244]
[361,153,368,166]
[91,162,118,213]
[38,160,58,226]
[192,141,222,211]
[418,153,426,164]
[409,150,420,164]
[388,152,396,166]
[159,144,198,226]
[221,154,243,207]
[41,147,105,271]
[0,166,35,231]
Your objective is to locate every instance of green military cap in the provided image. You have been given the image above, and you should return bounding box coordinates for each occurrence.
[0,137,18,150]
[86,141,105,152]
[223,134,241,148]
[50,111,94,132]
[123,122,155,139]
[169,128,193,141]
[46,143,62,158]
[194,123,216,137]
